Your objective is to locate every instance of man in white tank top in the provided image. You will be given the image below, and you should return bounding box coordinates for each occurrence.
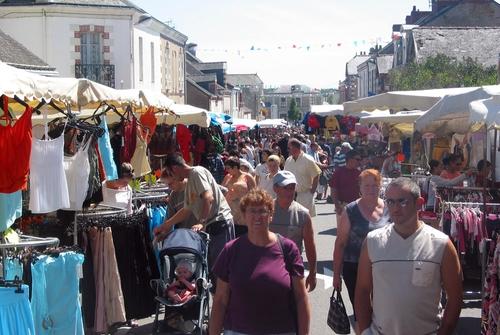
[355,178,462,335]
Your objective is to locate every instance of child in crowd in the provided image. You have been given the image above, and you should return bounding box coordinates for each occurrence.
[165,260,196,304]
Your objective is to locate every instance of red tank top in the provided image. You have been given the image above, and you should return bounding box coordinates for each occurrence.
[0,105,32,192]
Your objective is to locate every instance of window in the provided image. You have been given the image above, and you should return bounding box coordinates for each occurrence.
[150,42,155,83]
[295,97,301,106]
[280,97,286,108]
[81,32,102,64]
[138,37,143,81]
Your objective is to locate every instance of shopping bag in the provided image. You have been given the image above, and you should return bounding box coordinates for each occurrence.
[327,289,350,334]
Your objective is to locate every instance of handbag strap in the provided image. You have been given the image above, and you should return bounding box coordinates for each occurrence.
[332,288,344,305]
[276,233,292,273]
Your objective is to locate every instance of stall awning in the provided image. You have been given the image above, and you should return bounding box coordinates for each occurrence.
[310,104,344,116]
[257,118,289,128]
[415,85,500,133]
[469,95,500,130]
[360,110,425,125]
[343,87,480,113]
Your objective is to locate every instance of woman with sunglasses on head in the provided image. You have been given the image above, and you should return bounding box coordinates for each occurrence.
[332,169,390,322]
[209,188,311,335]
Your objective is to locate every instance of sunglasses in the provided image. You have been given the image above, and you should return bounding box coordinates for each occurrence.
[385,198,410,208]
[247,208,271,216]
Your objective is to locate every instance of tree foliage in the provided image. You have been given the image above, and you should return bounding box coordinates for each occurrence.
[388,54,498,91]
[288,99,301,121]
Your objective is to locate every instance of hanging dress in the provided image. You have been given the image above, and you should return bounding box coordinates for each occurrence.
[98,115,118,181]
[29,117,70,214]
[64,135,92,210]
[120,113,137,163]
[130,131,151,177]
[0,105,32,193]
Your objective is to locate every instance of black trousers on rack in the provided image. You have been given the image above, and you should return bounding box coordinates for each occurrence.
[111,216,160,320]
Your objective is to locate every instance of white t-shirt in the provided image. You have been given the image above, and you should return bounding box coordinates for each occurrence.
[367,224,448,335]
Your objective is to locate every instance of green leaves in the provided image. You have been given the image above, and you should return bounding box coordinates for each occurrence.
[288,98,301,121]
[388,54,498,91]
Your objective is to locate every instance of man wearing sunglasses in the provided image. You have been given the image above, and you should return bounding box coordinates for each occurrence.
[355,178,462,335]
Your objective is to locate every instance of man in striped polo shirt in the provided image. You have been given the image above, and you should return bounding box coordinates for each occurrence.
[355,178,462,335]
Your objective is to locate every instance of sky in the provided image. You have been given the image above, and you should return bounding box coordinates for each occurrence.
[132,0,431,89]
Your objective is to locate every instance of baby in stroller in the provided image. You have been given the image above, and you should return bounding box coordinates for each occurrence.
[151,228,211,334]
[165,260,196,304]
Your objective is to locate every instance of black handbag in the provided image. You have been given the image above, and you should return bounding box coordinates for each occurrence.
[327,289,350,334]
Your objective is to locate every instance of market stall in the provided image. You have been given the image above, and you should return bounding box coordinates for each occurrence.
[0,61,226,334]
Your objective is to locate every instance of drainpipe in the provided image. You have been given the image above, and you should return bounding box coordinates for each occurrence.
[42,9,47,62]
[497,53,500,84]
[130,14,135,89]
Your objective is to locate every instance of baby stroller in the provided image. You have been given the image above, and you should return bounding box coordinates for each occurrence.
[151,229,210,334]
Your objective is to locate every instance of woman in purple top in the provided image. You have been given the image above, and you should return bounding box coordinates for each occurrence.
[209,189,311,335]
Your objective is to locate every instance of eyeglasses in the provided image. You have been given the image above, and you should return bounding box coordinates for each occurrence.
[247,208,271,216]
[385,198,410,207]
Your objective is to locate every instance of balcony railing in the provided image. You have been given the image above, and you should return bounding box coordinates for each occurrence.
[75,64,115,88]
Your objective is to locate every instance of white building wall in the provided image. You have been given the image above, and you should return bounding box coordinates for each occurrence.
[0,6,134,88]
[133,26,162,92]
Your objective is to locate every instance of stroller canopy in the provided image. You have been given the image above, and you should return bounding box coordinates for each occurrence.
[159,228,206,258]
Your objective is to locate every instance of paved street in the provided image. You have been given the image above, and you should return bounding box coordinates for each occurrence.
[119,199,482,335]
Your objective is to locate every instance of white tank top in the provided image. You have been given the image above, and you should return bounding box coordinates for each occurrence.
[64,136,91,210]
[367,223,448,335]
[29,119,70,213]
[101,181,132,214]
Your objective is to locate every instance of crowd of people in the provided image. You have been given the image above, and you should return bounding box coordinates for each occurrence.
[150,130,495,335]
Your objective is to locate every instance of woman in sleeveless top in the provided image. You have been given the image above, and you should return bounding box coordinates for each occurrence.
[222,156,255,237]
[333,169,390,313]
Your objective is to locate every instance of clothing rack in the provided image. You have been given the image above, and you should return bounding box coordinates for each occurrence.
[443,202,500,207]
[0,234,60,278]
[71,206,128,245]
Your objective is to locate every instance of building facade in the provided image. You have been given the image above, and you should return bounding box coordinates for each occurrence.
[263,85,323,120]
[226,74,263,119]
[0,0,187,103]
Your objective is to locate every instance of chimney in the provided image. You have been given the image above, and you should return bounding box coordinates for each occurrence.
[187,43,198,56]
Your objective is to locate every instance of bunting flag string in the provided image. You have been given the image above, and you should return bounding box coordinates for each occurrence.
[197,37,390,54]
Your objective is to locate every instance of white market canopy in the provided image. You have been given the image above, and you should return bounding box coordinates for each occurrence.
[0,61,176,112]
[257,118,289,128]
[469,95,500,130]
[343,86,480,113]
[414,85,500,133]
[158,104,211,128]
[359,110,425,125]
[232,118,257,129]
[310,104,344,116]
